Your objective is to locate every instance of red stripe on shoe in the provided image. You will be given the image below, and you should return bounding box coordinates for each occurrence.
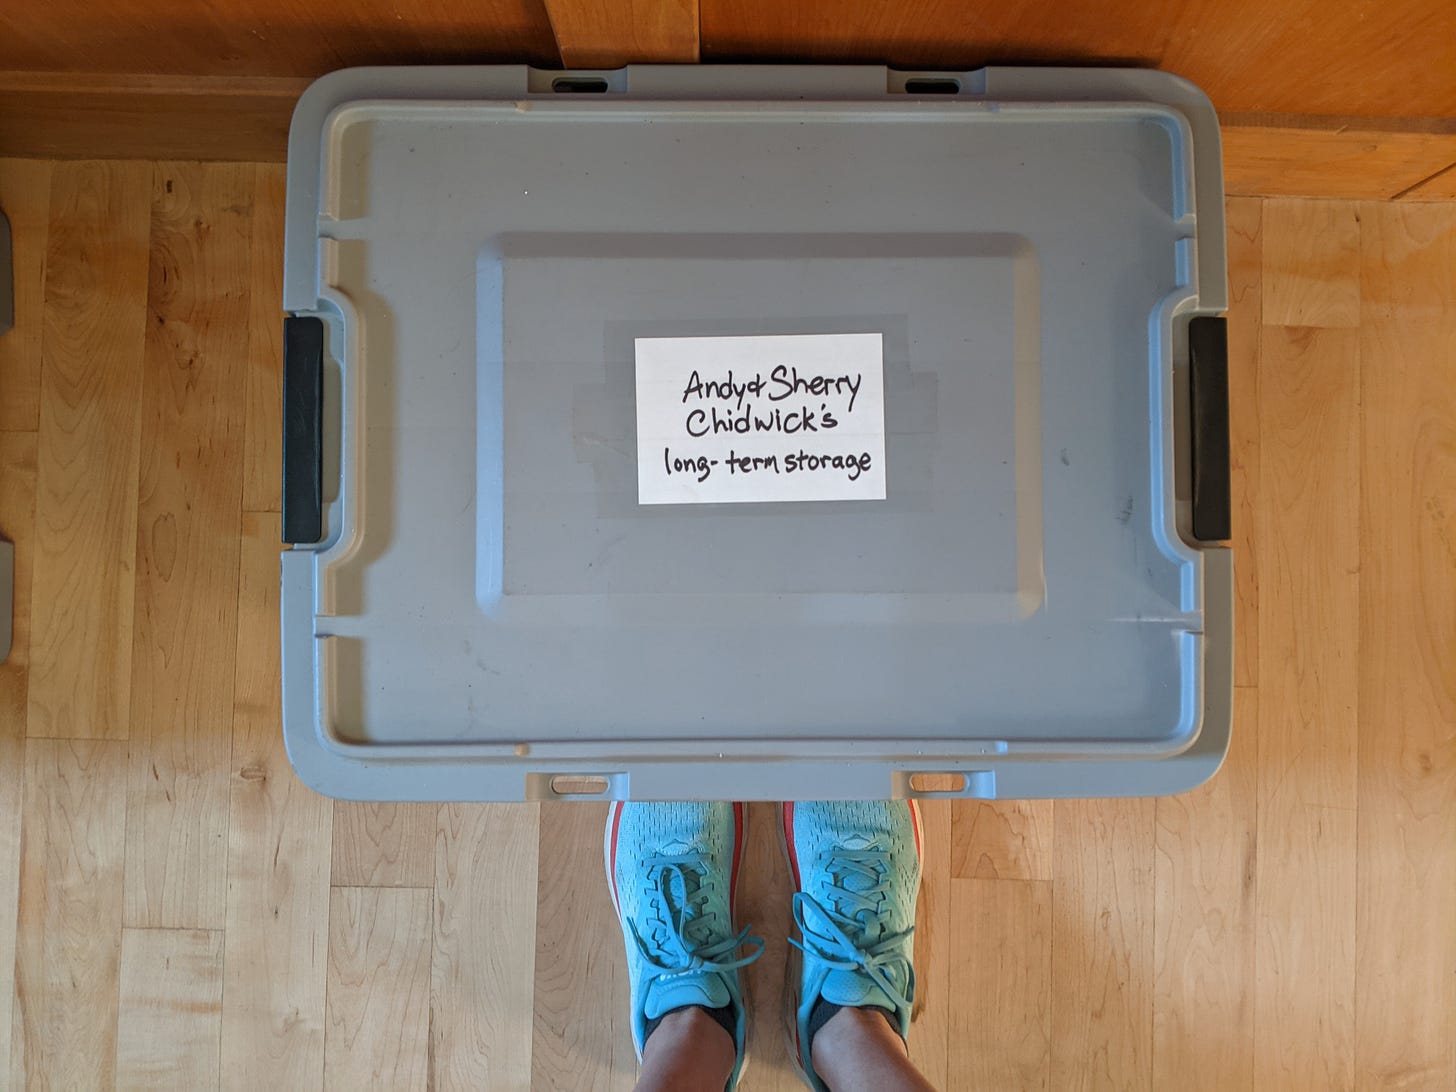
[783,802,802,888]
[908,799,922,859]
[608,801,624,908]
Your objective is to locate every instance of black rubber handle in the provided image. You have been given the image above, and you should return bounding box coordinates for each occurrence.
[1188,315,1231,543]
[282,316,325,545]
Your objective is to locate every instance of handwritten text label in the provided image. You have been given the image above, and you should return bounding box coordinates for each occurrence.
[635,333,886,505]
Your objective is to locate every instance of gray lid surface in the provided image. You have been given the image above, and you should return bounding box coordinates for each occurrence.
[281,65,1233,801]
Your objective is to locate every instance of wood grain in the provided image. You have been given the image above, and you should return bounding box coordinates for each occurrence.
[116,928,225,1091]
[948,878,1051,1091]
[699,2,1456,118]
[4,166,1456,1092]
[700,3,1162,72]
[11,739,128,1090]
[0,2,558,76]
[325,886,433,1092]
[125,162,253,930]
[0,73,307,162]
[1225,197,1261,688]
[1153,687,1257,1090]
[1399,160,1456,201]
[432,803,539,1089]
[1254,317,1361,1090]
[331,802,439,887]
[1262,198,1361,329]
[950,799,1053,881]
[0,431,37,1085]
[1050,798,1156,1091]
[1168,1,1456,118]
[532,802,636,1092]
[242,163,286,514]
[25,160,150,740]
[1222,124,1456,201]
[544,0,698,66]
[0,434,38,725]
[736,801,802,1092]
[0,0,1453,119]
[220,513,331,1090]
[1354,201,1456,1090]
[908,799,949,1087]
[0,160,52,430]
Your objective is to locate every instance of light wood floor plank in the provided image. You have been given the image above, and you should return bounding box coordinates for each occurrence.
[1254,307,1362,1087]
[116,927,224,1091]
[950,799,1054,881]
[908,798,950,1087]
[220,512,330,1090]
[1050,797,1156,1091]
[1354,201,1456,1090]
[432,803,539,1090]
[125,162,253,930]
[1262,198,1362,328]
[736,801,802,1092]
[0,160,52,431]
[0,433,38,724]
[1153,687,1258,1090]
[1225,196,1262,687]
[242,162,285,514]
[0,432,37,1082]
[331,801,438,887]
[532,802,636,1092]
[26,160,150,740]
[12,739,128,1089]
[325,886,432,1092]
[949,878,1052,1091]
[6,172,1456,1092]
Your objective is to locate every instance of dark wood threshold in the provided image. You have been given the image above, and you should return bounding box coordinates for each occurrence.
[3,71,1455,200]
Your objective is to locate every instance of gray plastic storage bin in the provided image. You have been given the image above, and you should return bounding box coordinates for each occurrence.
[280,64,1233,802]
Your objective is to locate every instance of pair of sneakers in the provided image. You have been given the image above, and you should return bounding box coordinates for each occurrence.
[604,801,922,1090]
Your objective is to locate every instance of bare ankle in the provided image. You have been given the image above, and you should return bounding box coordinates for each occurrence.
[810,1006,934,1092]
[813,1004,905,1060]
[655,1005,734,1052]
[636,1006,736,1092]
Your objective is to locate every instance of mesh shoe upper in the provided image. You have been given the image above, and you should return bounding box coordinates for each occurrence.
[605,801,763,1083]
[783,801,922,1088]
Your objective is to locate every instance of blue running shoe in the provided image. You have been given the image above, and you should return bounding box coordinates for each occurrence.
[780,801,922,1090]
[605,802,764,1088]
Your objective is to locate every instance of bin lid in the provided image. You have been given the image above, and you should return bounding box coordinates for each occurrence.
[280,64,1232,801]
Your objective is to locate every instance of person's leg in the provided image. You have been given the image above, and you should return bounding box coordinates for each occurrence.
[604,802,764,1092]
[782,800,936,1092]
[635,1005,737,1092]
[810,1005,936,1092]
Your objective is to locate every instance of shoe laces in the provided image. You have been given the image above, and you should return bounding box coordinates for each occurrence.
[790,848,914,1012]
[630,852,764,979]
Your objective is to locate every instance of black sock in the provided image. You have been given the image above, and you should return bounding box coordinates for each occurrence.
[642,1003,737,1050]
[806,998,899,1052]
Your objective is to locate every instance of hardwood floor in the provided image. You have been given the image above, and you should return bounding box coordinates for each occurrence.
[0,159,1452,1090]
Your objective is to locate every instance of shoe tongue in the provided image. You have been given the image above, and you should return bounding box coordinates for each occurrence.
[645,973,730,1019]
[819,966,900,1013]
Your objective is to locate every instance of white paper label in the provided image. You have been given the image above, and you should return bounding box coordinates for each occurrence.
[635,332,887,505]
